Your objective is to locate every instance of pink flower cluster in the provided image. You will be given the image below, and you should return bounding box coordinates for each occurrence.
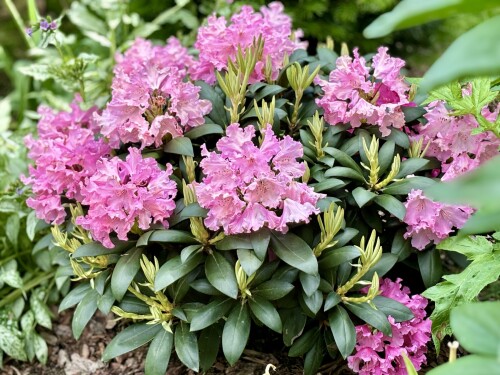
[195,124,324,234]
[413,100,499,181]
[76,148,177,248]
[316,47,410,136]
[348,278,431,375]
[97,37,211,149]
[191,2,306,84]
[403,189,473,250]
[22,96,111,224]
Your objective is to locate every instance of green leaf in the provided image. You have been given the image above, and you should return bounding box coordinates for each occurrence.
[103,323,162,362]
[249,228,270,261]
[249,296,282,333]
[422,251,500,353]
[396,158,431,179]
[73,241,131,257]
[59,283,92,312]
[372,296,414,322]
[222,304,250,365]
[421,16,500,91]
[254,85,286,102]
[155,253,204,291]
[141,229,197,246]
[199,324,222,371]
[418,250,443,288]
[303,340,324,375]
[215,234,253,250]
[427,355,500,375]
[450,301,500,357]
[402,106,427,122]
[237,249,263,276]
[72,289,99,340]
[352,187,377,208]
[206,252,239,299]
[363,0,499,38]
[382,176,436,195]
[197,81,228,126]
[345,303,392,336]
[378,140,395,174]
[300,272,320,297]
[391,229,412,261]
[301,290,323,315]
[67,2,107,34]
[329,306,356,359]
[181,245,203,263]
[252,279,294,300]
[30,294,52,329]
[324,147,363,174]
[363,253,398,281]
[184,123,223,139]
[437,235,493,259]
[175,322,199,371]
[33,333,48,364]
[111,247,143,301]
[323,293,340,313]
[145,329,173,375]
[312,178,346,193]
[0,326,27,361]
[270,232,318,275]
[318,246,360,269]
[97,287,115,315]
[374,194,406,220]
[26,210,38,241]
[190,298,234,332]
[288,327,320,357]
[190,278,223,296]
[164,137,194,156]
[324,166,365,182]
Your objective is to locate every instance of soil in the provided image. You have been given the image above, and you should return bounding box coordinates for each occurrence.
[1,309,450,375]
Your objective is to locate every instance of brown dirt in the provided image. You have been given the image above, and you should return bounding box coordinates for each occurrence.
[1,309,451,375]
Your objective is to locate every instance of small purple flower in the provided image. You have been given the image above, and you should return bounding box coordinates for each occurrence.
[49,21,57,30]
[40,19,50,31]
[26,27,33,37]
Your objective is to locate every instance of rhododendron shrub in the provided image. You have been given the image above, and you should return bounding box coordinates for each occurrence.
[20,2,500,375]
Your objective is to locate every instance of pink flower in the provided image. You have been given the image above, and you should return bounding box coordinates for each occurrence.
[195,124,324,234]
[412,98,499,180]
[22,96,111,224]
[191,2,306,84]
[403,189,473,250]
[316,47,410,136]
[97,38,211,149]
[347,278,431,375]
[76,148,177,248]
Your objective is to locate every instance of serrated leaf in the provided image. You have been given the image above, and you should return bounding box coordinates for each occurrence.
[222,304,250,365]
[436,235,493,259]
[103,323,162,361]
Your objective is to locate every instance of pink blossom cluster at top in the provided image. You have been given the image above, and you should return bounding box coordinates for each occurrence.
[316,47,410,136]
[403,189,473,250]
[348,278,431,375]
[413,100,500,181]
[191,2,306,84]
[97,37,211,149]
[22,96,111,224]
[195,124,324,234]
[76,148,177,248]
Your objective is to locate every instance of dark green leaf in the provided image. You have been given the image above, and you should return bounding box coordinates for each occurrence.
[175,322,199,371]
[97,288,115,315]
[249,296,282,333]
[145,329,173,375]
[324,166,365,182]
[73,241,132,257]
[254,85,286,102]
[59,283,92,312]
[352,187,377,208]
[206,252,239,299]
[426,355,500,375]
[199,324,222,371]
[312,178,346,193]
[222,304,250,365]
[372,296,414,322]
[382,176,436,195]
[324,292,341,311]
[237,249,263,276]
[304,340,324,375]
[374,194,406,220]
[111,247,143,301]
[164,137,194,156]
[418,250,443,288]
[252,279,294,300]
[141,229,197,245]
[270,232,318,275]
[302,290,323,315]
[155,253,204,290]
[345,303,392,336]
[72,289,99,339]
[378,140,395,175]
[197,81,228,125]
[300,272,321,297]
[289,328,320,357]
[249,228,270,261]
[324,147,363,174]
[402,106,427,122]
[215,234,253,250]
[190,278,223,296]
[190,298,234,332]
[184,124,223,139]
[329,306,356,359]
[396,158,431,179]
[318,246,360,269]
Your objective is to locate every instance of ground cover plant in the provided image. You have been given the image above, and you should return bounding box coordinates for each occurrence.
[2,0,500,374]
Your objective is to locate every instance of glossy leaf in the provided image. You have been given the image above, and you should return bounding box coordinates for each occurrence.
[374,194,406,220]
[206,252,239,299]
[175,322,199,371]
[164,136,194,156]
[329,306,356,359]
[418,250,443,288]
[145,329,173,375]
[345,303,392,336]
[72,289,99,340]
[190,298,234,332]
[352,187,377,208]
[318,246,360,269]
[111,247,143,301]
[155,253,204,291]
[222,304,250,365]
[199,324,222,371]
[249,296,282,333]
[372,296,414,323]
[270,231,318,275]
[252,280,294,300]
